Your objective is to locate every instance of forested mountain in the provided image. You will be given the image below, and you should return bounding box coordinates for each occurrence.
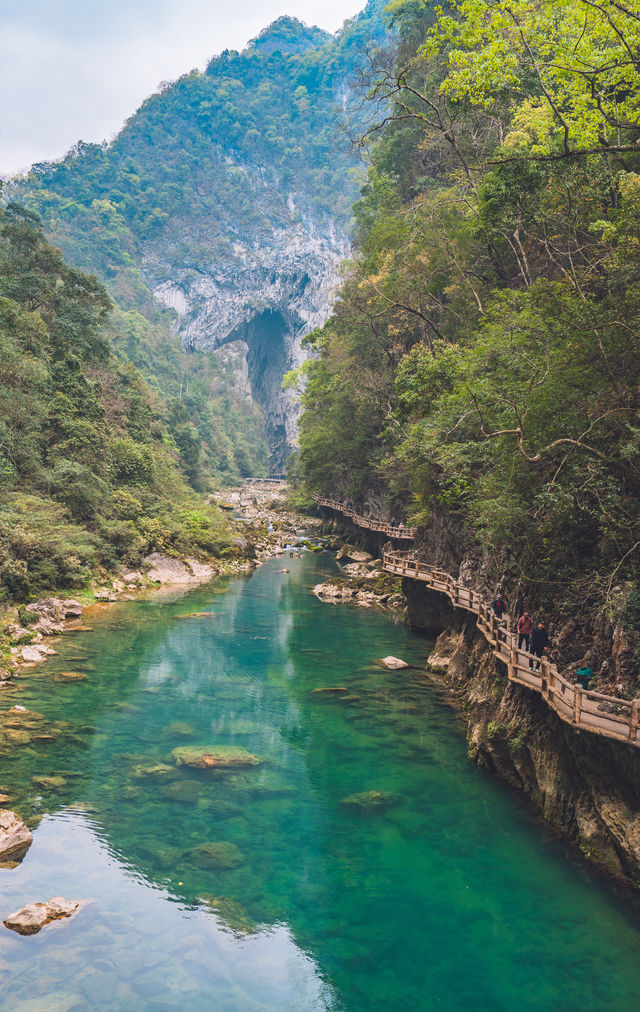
[0,204,229,599]
[8,3,390,469]
[296,0,640,621]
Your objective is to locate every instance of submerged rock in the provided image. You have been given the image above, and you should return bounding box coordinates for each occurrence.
[311,686,349,695]
[171,745,260,770]
[186,841,245,869]
[165,721,195,738]
[53,671,88,682]
[159,780,202,804]
[340,790,401,813]
[0,809,33,862]
[379,656,409,669]
[132,763,176,781]
[32,776,67,792]
[201,895,256,935]
[3,896,81,935]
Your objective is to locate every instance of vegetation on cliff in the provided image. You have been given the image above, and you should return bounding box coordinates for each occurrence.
[0,204,229,599]
[296,0,640,615]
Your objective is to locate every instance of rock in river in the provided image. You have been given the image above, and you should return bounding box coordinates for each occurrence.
[171,745,260,770]
[340,790,401,813]
[3,897,81,936]
[186,841,245,869]
[379,656,409,669]
[0,810,33,862]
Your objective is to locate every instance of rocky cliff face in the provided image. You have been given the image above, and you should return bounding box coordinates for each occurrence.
[151,207,349,470]
[405,581,640,887]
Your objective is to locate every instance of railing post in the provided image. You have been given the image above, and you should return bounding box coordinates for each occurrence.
[628,698,640,742]
[574,684,582,726]
[540,658,550,700]
[510,645,517,681]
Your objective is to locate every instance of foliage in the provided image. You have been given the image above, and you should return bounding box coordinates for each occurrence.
[296,0,640,605]
[0,206,230,599]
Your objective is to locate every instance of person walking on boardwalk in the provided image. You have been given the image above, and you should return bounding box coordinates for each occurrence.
[492,592,505,619]
[530,621,549,670]
[517,611,532,651]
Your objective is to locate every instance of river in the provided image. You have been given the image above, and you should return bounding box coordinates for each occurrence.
[1,550,640,1010]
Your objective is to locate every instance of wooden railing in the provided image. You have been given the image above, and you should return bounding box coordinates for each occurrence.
[383,550,640,749]
[313,494,416,540]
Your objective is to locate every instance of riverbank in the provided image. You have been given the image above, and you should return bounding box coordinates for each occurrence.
[0,479,318,689]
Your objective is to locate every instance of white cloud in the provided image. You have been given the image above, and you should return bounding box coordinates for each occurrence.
[1,0,366,177]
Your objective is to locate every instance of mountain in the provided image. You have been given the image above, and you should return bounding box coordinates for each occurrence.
[8,1,391,469]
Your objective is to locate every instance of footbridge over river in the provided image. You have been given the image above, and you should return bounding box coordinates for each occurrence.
[314,494,640,750]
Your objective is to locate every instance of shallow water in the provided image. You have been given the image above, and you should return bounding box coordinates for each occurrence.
[2,551,640,1010]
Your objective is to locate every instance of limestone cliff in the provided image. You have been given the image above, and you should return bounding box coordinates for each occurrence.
[405,581,640,888]
[151,205,349,470]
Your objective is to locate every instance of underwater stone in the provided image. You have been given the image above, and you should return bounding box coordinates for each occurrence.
[186,841,245,869]
[171,745,260,770]
[378,656,409,669]
[165,721,195,738]
[32,775,67,791]
[340,790,401,813]
[159,780,202,804]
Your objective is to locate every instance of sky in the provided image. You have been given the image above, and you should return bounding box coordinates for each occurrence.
[1,0,365,178]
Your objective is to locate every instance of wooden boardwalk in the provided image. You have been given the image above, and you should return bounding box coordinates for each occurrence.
[383,550,640,749]
[313,494,416,540]
[312,493,639,748]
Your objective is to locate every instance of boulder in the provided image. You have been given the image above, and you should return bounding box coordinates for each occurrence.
[20,645,48,663]
[171,745,260,770]
[165,721,195,738]
[201,895,256,935]
[340,790,400,813]
[186,841,244,869]
[378,656,409,669]
[0,810,33,861]
[53,671,88,682]
[3,897,80,936]
[337,546,373,564]
[4,625,33,644]
[32,776,67,792]
[159,780,201,804]
[142,553,214,585]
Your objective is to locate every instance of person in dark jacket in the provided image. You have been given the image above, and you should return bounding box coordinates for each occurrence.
[530,622,549,670]
[492,593,505,618]
[517,611,532,651]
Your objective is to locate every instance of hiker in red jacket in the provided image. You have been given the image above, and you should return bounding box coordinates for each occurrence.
[491,593,505,619]
[517,611,532,651]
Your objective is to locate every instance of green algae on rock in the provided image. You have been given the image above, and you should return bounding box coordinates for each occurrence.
[171,745,260,770]
[186,841,245,869]
[340,790,401,813]
[200,895,256,935]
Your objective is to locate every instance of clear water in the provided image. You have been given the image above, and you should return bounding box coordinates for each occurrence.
[2,552,640,1011]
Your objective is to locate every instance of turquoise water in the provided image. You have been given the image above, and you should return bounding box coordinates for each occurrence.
[1,551,640,1010]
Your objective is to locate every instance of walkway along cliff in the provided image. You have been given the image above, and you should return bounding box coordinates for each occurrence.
[315,494,640,886]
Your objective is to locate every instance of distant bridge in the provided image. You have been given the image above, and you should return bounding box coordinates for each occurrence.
[243,475,286,483]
